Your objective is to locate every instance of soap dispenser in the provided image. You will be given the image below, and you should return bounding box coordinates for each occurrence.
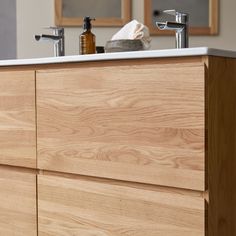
[80,17,96,55]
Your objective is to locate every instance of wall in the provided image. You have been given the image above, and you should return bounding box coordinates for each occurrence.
[17,0,236,59]
[0,0,16,59]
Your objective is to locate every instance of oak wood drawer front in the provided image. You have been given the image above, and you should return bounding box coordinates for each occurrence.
[0,71,36,168]
[0,168,37,235]
[37,63,205,190]
[38,175,205,236]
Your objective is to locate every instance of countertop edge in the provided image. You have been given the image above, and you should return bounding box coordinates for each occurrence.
[0,47,236,67]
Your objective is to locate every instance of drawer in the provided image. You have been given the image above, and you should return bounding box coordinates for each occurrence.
[37,63,205,190]
[38,175,205,236]
[0,71,36,168]
[0,168,37,235]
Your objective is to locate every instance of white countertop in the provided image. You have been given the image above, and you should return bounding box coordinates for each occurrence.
[1,47,236,67]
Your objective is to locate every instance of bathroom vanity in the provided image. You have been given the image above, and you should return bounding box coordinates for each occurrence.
[0,48,235,236]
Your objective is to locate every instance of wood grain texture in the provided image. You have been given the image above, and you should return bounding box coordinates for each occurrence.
[0,71,36,168]
[210,0,219,34]
[0,167,37,235]
[207,56,236,235]
[38,174,205,236]
[37,63,205,191]
[40,169,207,199]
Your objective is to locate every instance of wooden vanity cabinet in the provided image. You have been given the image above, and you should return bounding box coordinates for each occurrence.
[36,56,236,236]
[0,55,235,235]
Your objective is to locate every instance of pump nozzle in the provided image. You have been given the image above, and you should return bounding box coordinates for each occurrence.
[83,16,96,30]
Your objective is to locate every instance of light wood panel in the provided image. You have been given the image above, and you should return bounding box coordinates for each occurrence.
[38,174,205,236]
[207,56,236,235]
[40,169,207,199]
[37,63,205,191]
[0,167,37,235]
[0,71,36,168]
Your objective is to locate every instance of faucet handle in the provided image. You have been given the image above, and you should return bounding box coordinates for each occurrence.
[163,10,188,17]
[163,10,188,23]
[43,26,64,30]
[163,9,177,16]
[43,27,64,36]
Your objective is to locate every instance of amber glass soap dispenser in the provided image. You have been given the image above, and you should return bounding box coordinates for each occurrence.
[80,17,96,55]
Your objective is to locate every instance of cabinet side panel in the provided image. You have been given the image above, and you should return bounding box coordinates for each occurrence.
[208,57,236,236]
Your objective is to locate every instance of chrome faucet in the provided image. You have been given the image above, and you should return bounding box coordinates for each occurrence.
[156,10,189,49]
[35,27,65,56]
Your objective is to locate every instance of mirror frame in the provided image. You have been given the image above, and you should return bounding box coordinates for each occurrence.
[55,0,132,27]
[144,0,219,35]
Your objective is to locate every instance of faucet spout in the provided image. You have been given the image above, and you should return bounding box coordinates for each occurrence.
[35,35,42,41]
[35,27,65,57]
[155,10,189,49]
[35,34,62,42]
[156,21,186,32]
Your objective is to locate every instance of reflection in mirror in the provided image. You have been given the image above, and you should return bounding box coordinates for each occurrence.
[152,0,209,27]
[55,0,131,26]
[62,0,121,18]
[145,0,218,35]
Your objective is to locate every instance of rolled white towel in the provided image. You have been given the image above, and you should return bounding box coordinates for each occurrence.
[111,20,151,50]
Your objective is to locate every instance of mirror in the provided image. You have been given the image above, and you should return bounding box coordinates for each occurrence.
[55,0,132,27]
[144,0,218,35]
